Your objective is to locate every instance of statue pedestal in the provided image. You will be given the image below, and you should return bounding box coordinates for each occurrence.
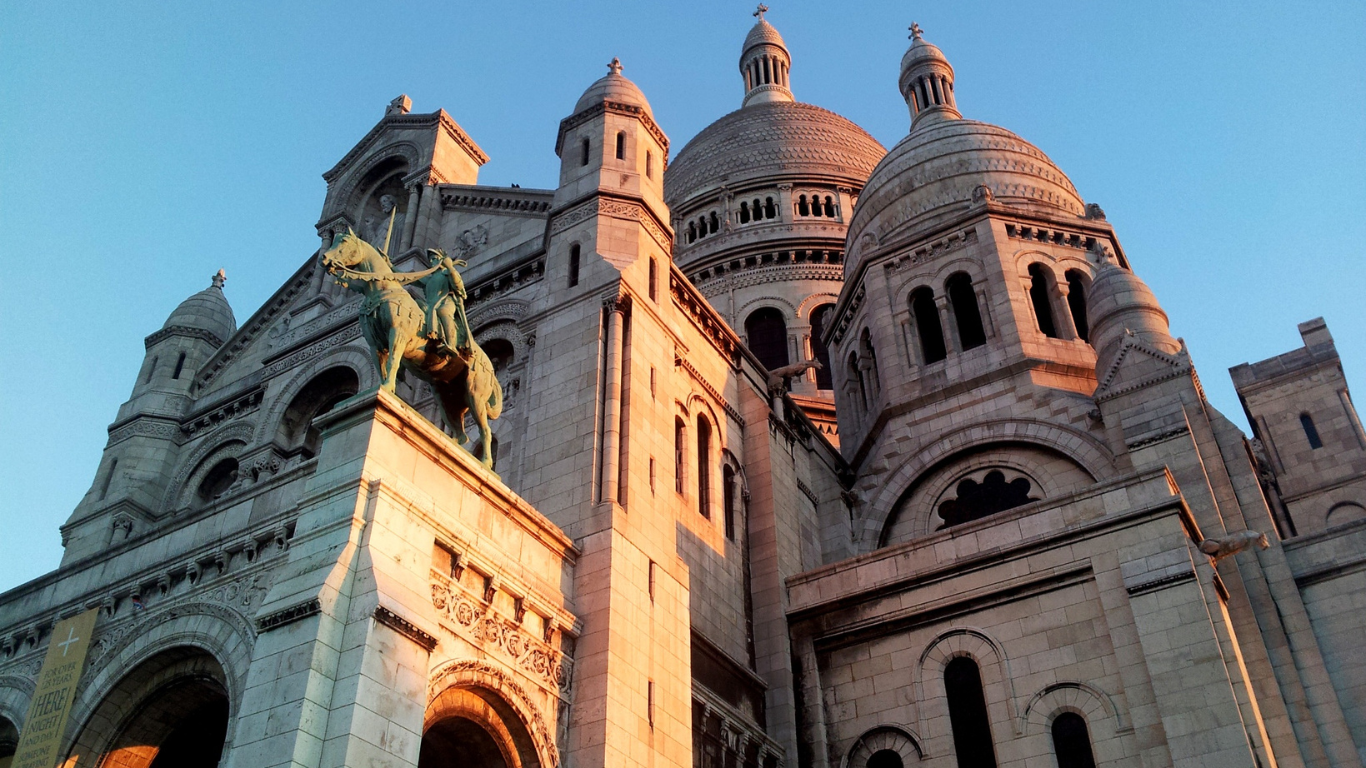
[225,388,577,768]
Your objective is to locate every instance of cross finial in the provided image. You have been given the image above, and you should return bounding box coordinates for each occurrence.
[909,22,923,40]
[754,3,768,20]
[607,57,622,76]
[211,269,227,289]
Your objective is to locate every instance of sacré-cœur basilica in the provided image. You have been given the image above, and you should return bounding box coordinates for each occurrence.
[2,11,1365,768]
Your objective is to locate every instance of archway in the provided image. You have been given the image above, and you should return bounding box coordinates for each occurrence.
[67,647,230,768]
[0,714,17,768]
[421,685,543,768]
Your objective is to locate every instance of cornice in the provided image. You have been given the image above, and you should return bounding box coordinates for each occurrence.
[144,325,225,350]
[555,101,670,158]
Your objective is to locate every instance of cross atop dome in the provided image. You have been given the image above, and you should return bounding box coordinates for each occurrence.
[211,269,227,289]
[607,57,623,76]
[754,3,768,20]
[909,22,923,40]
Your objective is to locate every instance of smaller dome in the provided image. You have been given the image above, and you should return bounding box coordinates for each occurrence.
[900,26,950,74]
[573,58,653,118]
[742,19,787,56]
[164,269,236,345]
[1086,249,1179,370]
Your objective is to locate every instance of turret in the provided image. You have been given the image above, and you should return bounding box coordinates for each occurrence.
[1085,246,1179,376]
[61,271,236,562]
[739,4,794,107]
[900,23,960,128]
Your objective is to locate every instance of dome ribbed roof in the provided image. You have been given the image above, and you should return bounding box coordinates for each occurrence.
[664,102,885,208]
[847,118,1084,273]
[163,274,236,345]
[573,59,652,117]
[742,20,786,55]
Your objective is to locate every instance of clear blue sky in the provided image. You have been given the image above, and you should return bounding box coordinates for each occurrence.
[1,1,1362,590]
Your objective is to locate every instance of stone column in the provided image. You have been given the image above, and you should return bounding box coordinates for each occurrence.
[399,183,421,253]
[1055,281,1080,340]
[935,293,960,353]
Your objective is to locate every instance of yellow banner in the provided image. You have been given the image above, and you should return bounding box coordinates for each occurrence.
[11,609,99,768]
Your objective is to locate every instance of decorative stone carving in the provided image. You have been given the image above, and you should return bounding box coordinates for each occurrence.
[1199,530,1270,561]
[454,225,489,258]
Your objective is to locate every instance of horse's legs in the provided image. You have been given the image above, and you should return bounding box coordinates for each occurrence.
[384,327,403,390]
[469,388,492,469]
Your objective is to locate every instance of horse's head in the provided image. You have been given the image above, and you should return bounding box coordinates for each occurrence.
[321,229,383,272]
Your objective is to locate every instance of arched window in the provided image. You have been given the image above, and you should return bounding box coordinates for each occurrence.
[172,351,187,380]
[824,196,837,217]
[1302,413,1323,449]
[99,457,118,500]
[1028,264,1060,338]
[482,338,514,373]
[944,657,998,768]
[849,351,868,410]
[946,273,987,350]
[687,222,696,243]
[196,457,239,507]
[745,308,790,371]
[811,194,822,217]
[723,464,737,540]
[144,356,158,383]
[867,750,904,768]
[1065,270,1090,342]
[646,150,653,179]
[615,131,626,160]
[709,212,719,234]
[697,416,712,519]
[1051,712,1098,768]
[580,138,590,167]
[568,244,581,287]
[764,197,777,219]
[674,417,686,494]
[860,328,880,401]
[276,366,360,459]
[648,257,658,302]
[910,287,947,364]
[739,202,751,224]
[810,304,836,390]
[798,195,810,216]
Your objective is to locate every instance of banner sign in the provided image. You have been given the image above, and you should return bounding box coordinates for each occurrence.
[11,609,99,768]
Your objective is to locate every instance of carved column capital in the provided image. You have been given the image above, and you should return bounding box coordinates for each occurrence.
[602,291,633,314]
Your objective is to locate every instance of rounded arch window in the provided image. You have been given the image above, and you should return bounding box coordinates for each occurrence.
[276,366,360,459]
[745,307,789,371]
[936,468,1039,530]
[809,303,836,390]
[196,457,239,507]
[482,338,515,373]
[867,749,903,768]
[1051,712,1098,768]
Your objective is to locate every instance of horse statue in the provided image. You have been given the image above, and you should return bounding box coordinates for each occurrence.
[320,230,503,469]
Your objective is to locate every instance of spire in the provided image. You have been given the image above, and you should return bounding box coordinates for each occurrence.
[739,7,794,107]
[899,23,960,129]
[211,268,226,289]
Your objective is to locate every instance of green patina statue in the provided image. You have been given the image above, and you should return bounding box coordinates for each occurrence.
[320,230,503,469]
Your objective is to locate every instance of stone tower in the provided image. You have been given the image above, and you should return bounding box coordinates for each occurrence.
[664,11,886,443]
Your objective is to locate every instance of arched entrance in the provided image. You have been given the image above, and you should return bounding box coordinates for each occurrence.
[420,686,543,768]
[67,647,230,768]
[0,714,18,768]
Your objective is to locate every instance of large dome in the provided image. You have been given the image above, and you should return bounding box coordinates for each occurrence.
[847,117,1084,272]
[664,101,885,208]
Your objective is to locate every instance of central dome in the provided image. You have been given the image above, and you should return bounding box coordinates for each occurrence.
[664,101,885,209]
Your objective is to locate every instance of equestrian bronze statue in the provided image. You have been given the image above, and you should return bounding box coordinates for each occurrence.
[321,230,503,469]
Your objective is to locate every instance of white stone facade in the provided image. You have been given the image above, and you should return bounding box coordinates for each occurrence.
[2,16,1365,768]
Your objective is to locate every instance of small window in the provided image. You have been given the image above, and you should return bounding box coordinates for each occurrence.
[1302,413,1323,449]
[824,196,836,217]
[739,202,751,224]
[946,273,987,350]
[1051,712,1098,768]
[615,131,626,160]
[945,657,998,768]
[144,356,158,383]
[723,465,737,540]
[709,212,719,234]
[580,138,590,166]
[648,257,658,301]
[764,197,777,219]
[196,457,239,507]
[849,351,868,410]
[568,244,581,288]
[646,150,653,179]
[1065,270,1090,342]
[798,195,810,216]
[867,750,904,768]
[910,287,947,364]
[687,222,696,243]
[674,417,686,494]
[810,304,836,390]
[697,416,712,519]
[172,352,187,380]
[1028,264,1059,338]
